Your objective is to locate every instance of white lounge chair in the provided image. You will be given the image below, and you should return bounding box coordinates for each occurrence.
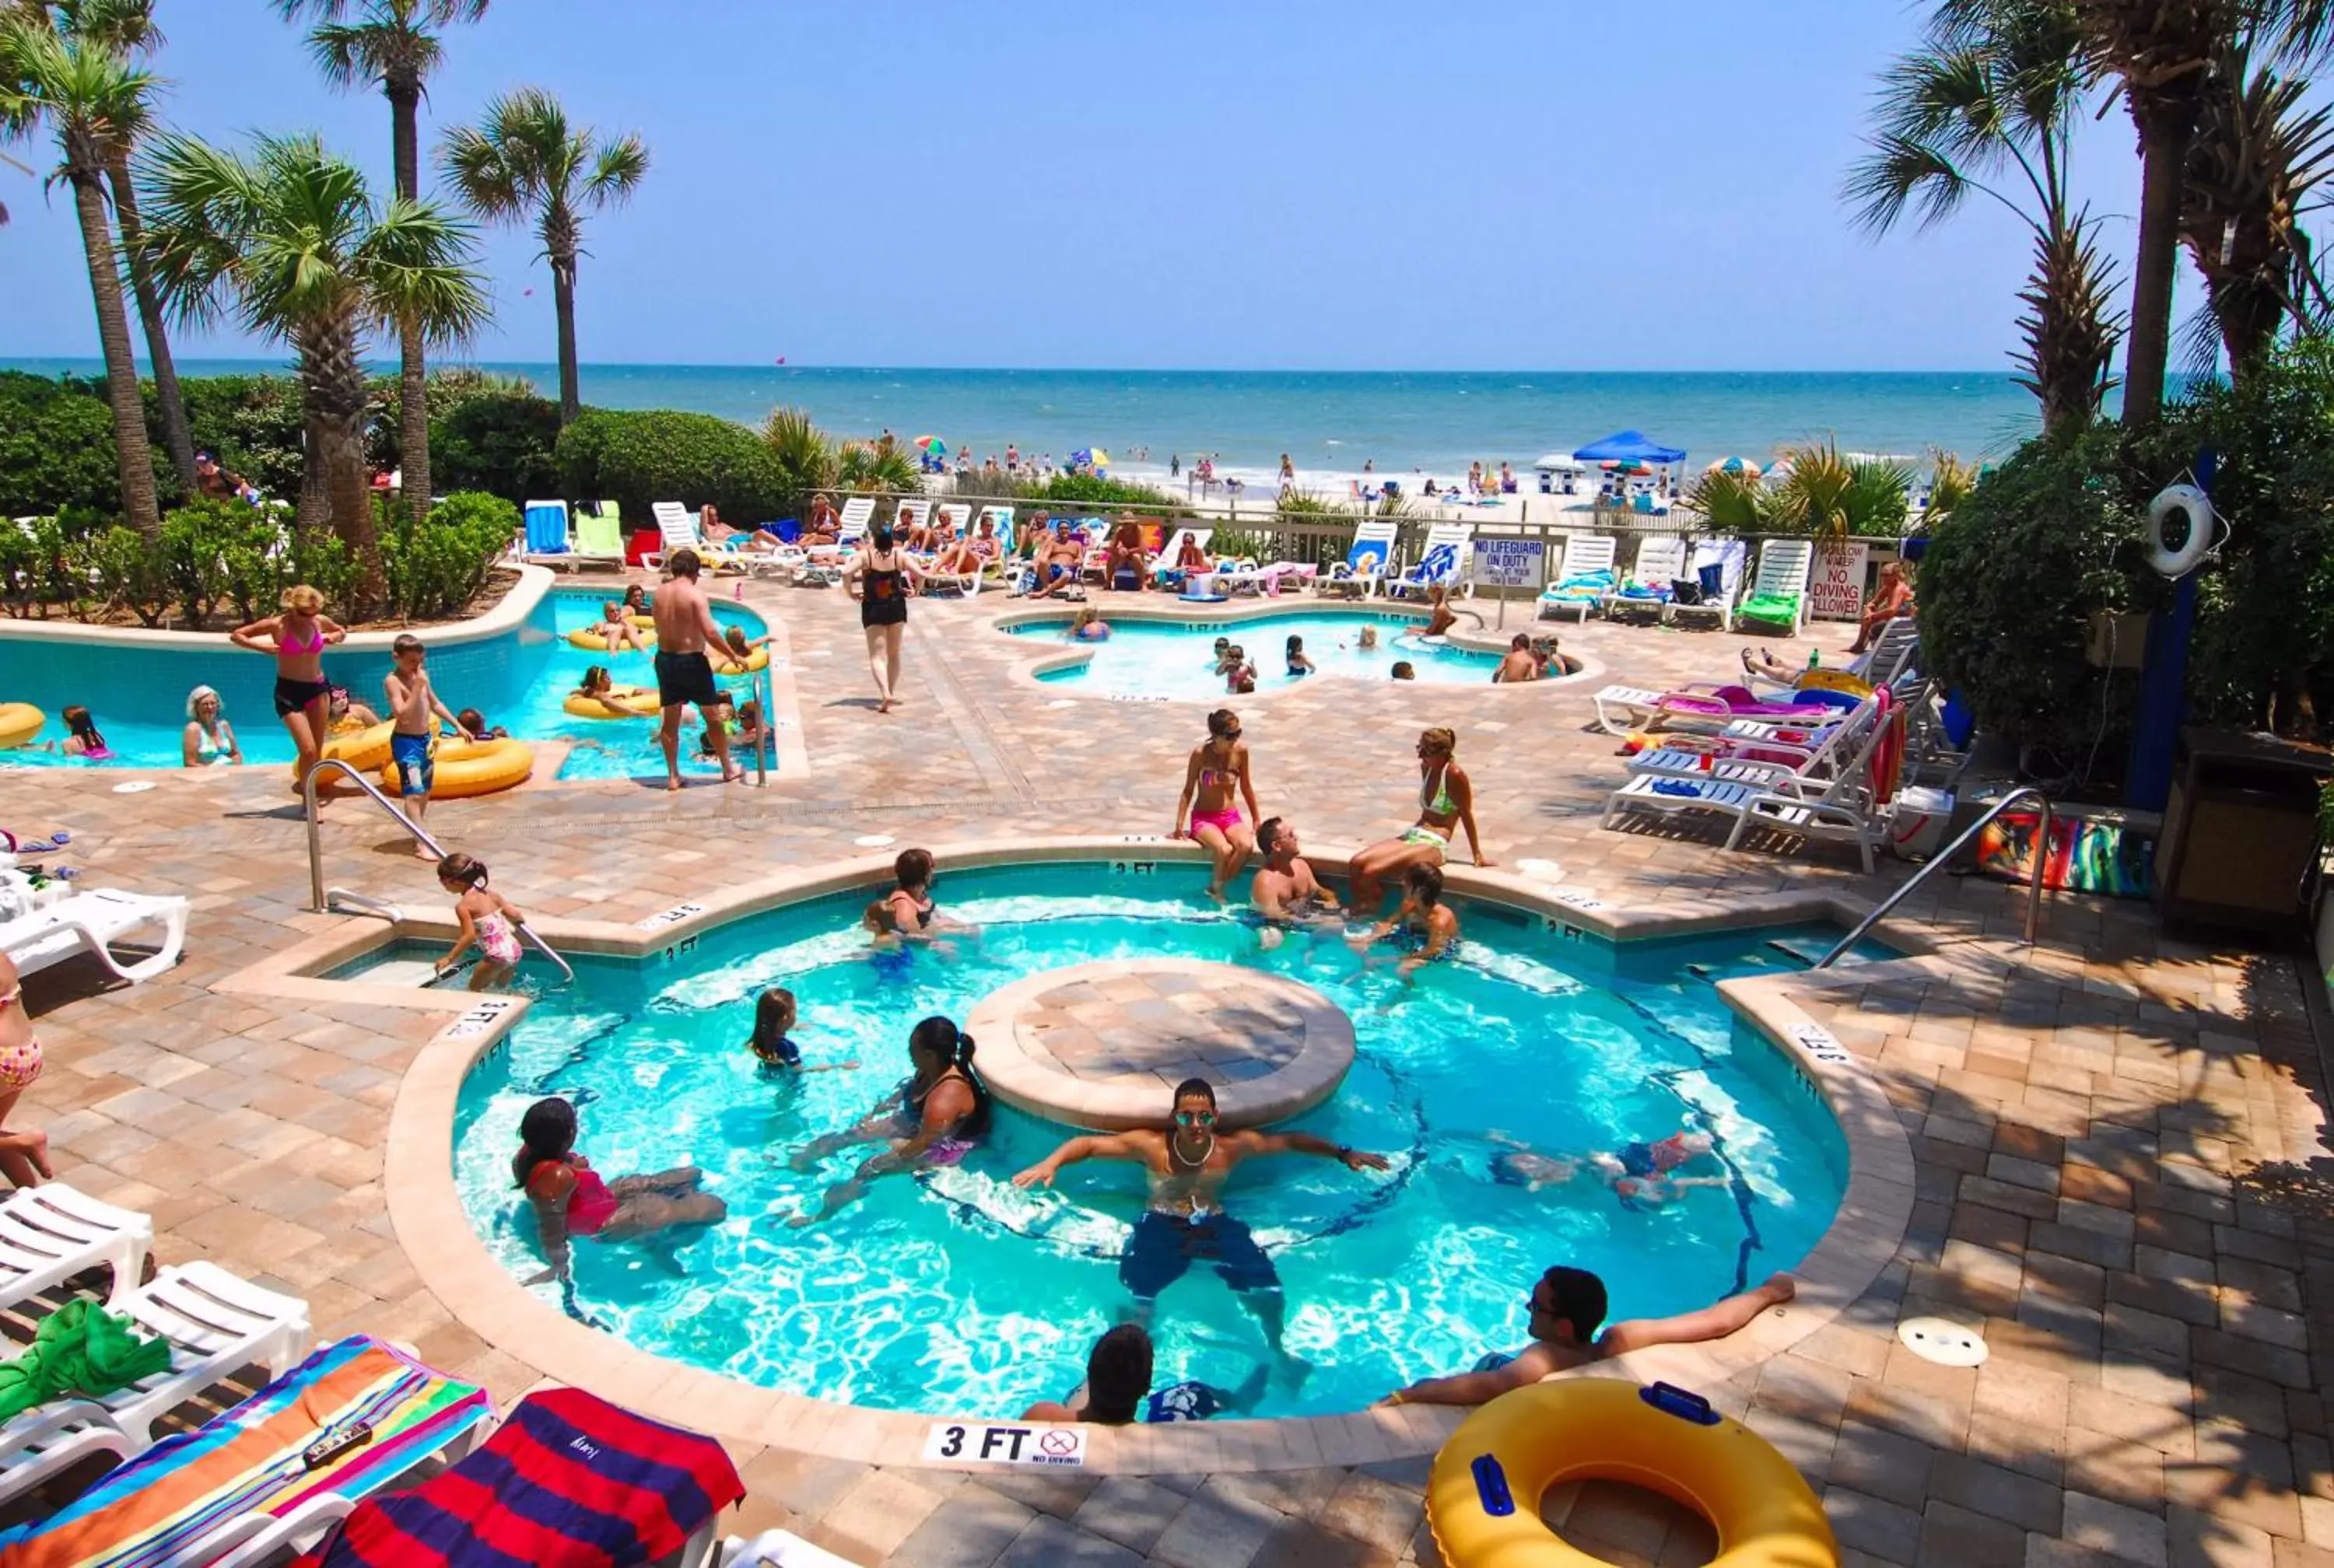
[1319,518,1399,599]
[517,499,572,567]
[895,498,932,540]
[640,502,754,575]
[1666,537,1746,630]
[794,499,872,586]
[1537,534,1617,621]
[1734,538,1816,636]
[1603,535,1688,623]
[1625,697,1877,787]
[1151,527,1214,590]
[1,889,189,985]
[1383,522,1474,602]
[0,1261,311,1507]
[0,1183,152,1311]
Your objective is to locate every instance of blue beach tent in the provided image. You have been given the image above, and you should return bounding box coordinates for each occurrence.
[1573,431,1687,465]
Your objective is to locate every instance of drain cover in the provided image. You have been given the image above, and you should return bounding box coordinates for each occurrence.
[854,834,897,849]
[1898,1316,1988,1367]
[111,781,156,794]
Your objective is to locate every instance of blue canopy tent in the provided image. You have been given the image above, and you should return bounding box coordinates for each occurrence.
[1573,431,1687,465]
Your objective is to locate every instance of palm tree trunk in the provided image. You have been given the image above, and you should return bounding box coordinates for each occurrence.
[302,324,385,611]
[387,82,432,524]
[552,250,580,425]
[71,169,159,537]
[2122,97,2198,429]
[107,159,197,499]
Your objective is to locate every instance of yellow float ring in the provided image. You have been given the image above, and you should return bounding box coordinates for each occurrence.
[320,719,395,773]
[630,612,656,629]
[1427,1379,1836,1568]
[1794,670,1871,698]
[378,737,533,800]
[711,646,769,674]
[562,685,661,719]
[0,703,47,750]
[567,625,657,653]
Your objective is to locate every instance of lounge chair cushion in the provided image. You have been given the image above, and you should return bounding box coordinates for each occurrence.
[1736,592,1802,625]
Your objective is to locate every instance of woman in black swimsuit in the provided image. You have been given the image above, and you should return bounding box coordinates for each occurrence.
[843,519,926,715]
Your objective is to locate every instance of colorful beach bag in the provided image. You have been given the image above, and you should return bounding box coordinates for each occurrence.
[295,1386,743,1568]
[1976,811,2154,898]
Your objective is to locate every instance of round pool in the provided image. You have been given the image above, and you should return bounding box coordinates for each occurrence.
[438,862,1846,1419]
[1009,609,1565,700]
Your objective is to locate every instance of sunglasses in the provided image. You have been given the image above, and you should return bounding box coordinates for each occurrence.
[1174,1109,1216,1128]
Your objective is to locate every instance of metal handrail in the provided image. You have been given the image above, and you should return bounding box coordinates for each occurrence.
[302,758,575,985]
[1813,786,2052,969]
[753,666,771,786]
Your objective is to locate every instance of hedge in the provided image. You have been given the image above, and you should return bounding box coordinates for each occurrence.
[556,408,791,526]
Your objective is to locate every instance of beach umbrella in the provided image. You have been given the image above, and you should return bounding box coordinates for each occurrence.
[1088,448,1112,469]
[913,435,947,456]
[1707,456,1762,477]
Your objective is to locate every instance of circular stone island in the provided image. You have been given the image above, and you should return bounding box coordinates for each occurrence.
[966,958,1355,1130]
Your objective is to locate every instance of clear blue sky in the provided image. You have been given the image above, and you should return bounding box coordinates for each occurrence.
[2,0,2166,371]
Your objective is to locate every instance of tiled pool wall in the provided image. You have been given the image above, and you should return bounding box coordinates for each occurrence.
[0,579,564,736]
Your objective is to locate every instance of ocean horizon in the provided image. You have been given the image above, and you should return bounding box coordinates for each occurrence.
[3,359,2046,483]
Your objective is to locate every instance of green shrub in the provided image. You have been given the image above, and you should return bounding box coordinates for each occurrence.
[558,409,790,527]
[75,526,171,627]
[429,389,562,503]
[159,499,266,628]
[0,373,128,518]
[381,491,515,621]
[287,528,359,621]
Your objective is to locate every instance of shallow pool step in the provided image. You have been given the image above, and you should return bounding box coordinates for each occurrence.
[361,958,454,989]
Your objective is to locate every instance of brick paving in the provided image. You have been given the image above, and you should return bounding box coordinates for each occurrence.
[4,572,2329,1566]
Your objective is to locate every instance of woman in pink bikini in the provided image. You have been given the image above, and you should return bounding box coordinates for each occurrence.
[0,954,51,1188]
[1172,709,1261,901]
[515,1096,726,1283]
[230,583,347,785]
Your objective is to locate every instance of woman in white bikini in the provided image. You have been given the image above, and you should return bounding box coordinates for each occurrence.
[1346,726,1491,910]
[0,954,54,1187]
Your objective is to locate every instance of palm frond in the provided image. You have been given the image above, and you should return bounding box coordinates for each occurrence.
[1844,132,1979,233]
[580,132,647,211]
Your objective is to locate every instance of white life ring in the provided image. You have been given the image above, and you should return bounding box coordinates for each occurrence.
[2145,484,2213,578]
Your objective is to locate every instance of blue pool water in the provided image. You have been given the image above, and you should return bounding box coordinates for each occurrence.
[1012,610,1550,700]
[422,863,1854,1418]
[0,587,769,781]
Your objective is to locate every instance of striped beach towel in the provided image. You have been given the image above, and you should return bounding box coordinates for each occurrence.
[295,1387,743,1567]
[0,1336,490,1568]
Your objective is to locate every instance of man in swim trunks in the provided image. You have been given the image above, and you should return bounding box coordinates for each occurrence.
[1014,1079,1389,1382]
[1376,1267,1797,1408]
[1034,520,1085,598]
[650,549,741,793]
[1249,817,1341,950]
[1492,633,1540,684]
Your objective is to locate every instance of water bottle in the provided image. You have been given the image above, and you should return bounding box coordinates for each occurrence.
[1807,648,1820,670]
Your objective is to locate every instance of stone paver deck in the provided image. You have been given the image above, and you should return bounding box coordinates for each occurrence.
[2,572,2329,1566]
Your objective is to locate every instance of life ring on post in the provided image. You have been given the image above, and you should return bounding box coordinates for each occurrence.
[1427,1379,1838,1568]
[2145,484,2213,579]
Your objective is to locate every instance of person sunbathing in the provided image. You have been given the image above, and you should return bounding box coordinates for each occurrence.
[1849,560,1915,653]
[1172,531,1213,581]
[800,494,841,548]
[901,509,941,554]
[1376,1267,1796,1408]
[931,532,985,579]
[1032,522,1087,598]
[591,600,649,654]
[699,504,780,553]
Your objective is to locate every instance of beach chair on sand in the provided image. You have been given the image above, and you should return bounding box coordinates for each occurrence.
[0,1261,312,1507]
[1734,538,1815,636]
[1319,517,1398,599]
[296,1386,745,1568]
[794,499,873,586]
[0,1336,491,1568]
[1602,691,1899,873]
[1,887,189,986]
[1536,534,1617,621]
[0,1183,152,1312]
[1384,521,1475,602]
[1603,535,1687,624]
[1666,537,1746,631]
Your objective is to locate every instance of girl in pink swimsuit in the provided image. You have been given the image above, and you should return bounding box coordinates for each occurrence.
[0,954,53,1187]
[1173,708,1261,902]
[514,1097,726,1283]
[435,852,528,992]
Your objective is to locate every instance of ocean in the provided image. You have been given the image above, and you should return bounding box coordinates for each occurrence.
[3,359,2042,485]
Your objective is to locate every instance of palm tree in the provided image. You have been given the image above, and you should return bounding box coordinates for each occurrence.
[0,13,160,534]
[1846,0,2123,437]
[281,0,487,521]
[2178,46,2334,379]
[37,0,198,495]
[439,86,647,424]
[138,131,488,604]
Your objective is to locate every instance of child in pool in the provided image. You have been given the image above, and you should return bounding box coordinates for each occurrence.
[1071,605,1111,641]
[712,624,776,674]
[1390,661,1415,681]
[745,989,856,1076]
[1285,635,1315,677]
[1210,636,1235,673]
[621,584,652,618]
[591,600,648,654]
[1358,625,1379,651]
[456,707,507,741]
[44,705,113,760]
[435,852,527,993]
[705,698,773,760]
[1224,646,1256,695]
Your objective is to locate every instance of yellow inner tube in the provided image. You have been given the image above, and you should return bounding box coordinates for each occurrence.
[320,719,394,773]
[1795,670,1872,698]
[378,737,533,800]
[568,625,657,653]
[1427,1379,1837,1568]
[0,702,47,750]
[563,685,661,719]
[711,646,769,674]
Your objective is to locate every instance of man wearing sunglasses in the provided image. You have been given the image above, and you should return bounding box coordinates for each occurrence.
[1015,1079,1388,1380]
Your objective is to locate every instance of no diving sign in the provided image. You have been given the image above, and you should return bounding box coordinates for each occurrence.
[923,1421,1088,1468]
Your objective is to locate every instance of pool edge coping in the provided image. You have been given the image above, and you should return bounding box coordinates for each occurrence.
[315,833,1920,1474]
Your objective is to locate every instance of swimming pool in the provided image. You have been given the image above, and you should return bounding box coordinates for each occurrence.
[0,586,769,781]
[1010,610,1556,700]
[413,862,1854,1419]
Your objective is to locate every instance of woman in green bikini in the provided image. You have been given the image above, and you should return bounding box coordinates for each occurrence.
[1347,727,1490,910]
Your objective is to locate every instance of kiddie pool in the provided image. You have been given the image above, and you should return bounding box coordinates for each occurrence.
[352,858,1870,1422]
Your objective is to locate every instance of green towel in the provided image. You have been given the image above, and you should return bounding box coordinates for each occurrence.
[0,1299,173,1422]
[1737,592,1802,624]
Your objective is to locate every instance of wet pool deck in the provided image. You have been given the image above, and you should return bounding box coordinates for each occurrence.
[4,575,2329,1566]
